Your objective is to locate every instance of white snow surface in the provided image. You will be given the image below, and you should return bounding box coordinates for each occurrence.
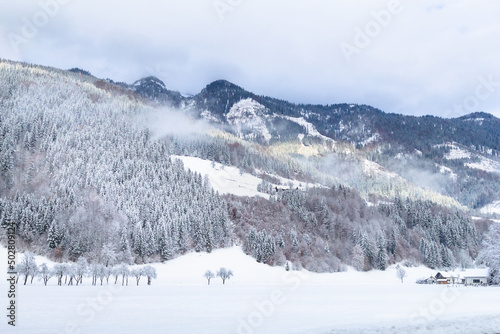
[1,245,499,334]
[172,155,320,199]
[439,142,500,174]
[442,144,472,160]
[362,159,400,179]
[436,164,458,181]
[172,155,268,198]
[466,157,500,174]
[282,115,332,142]
[480,200,500,215]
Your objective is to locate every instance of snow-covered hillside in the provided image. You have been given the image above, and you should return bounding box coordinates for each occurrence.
[436,164,458,181]
[1,245,499,334]
[466,156,500,174]
[480,200,500,215]
[173,155,268,198]
[443,143,472,160]
[438,142,500,174]
[172,155,318,198]
[362,159,400,179]
[281,115,333,142]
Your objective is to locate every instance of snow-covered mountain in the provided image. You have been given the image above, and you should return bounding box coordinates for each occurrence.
[0,59,498,278]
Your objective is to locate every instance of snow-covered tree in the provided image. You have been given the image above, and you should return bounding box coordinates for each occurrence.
[204,270,215,285]
[52,263,67,286]
[396,265,407,283]
[143,265,157,285]
[75,257,88,286]
[478,223,500,284]
[38,263,52,286]
[131,268,143,286]
[351,244,365,271]
[217,267,233,284]
[89,263,100,286]
[101,244,117,267]
[97,264,108,285]
[118,263,129,286]
[112,265,121,285]
[19,252,37,285]
[376,235,388,270]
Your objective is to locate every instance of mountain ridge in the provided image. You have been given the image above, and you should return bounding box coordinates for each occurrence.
[126,74,500,154]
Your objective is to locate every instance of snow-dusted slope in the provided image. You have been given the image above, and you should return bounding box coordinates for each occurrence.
[443,143,472,160]
[226,98,271,142]
[439,142,500,174]
[362,159,400,179]
[172,155,319,199]
[466,157,500,174]
[281,115,333,142]
[173,155,267,198]
[436,164,458,181]
[480,200,500,215]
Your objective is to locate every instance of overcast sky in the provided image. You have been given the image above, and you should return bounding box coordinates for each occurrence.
[1,0,499,118]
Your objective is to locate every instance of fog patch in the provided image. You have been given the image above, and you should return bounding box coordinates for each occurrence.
[144,107,214,139]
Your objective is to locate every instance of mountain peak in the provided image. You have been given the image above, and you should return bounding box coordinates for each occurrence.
[132,76,166,88]
[68,68,92,77]
[202,79,245,93]
[459,112,496,120]
[131,76,182,106]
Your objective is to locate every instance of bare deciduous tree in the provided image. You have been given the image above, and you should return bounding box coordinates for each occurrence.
[38,263,52,286]
[20,252,37,285]
[396,265,407,283]
[131,268,143,286]
[143,265,157,285]
[217,267,233,284]
[204,270,214,285]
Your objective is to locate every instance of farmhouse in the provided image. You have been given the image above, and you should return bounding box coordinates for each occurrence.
[462,269,489,286]
[435,271,460,285]
[435,269,489,285]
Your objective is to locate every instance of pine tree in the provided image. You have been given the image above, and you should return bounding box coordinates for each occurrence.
[376,235,388,270]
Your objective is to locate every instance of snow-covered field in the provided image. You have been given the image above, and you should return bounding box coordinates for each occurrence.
[466,157,500,174]
[481,200,500,216]
[1,246,499,334]
[172,155,319,199]
[173,155,268,198]
[439,142,500,174]
[442,144,472,160]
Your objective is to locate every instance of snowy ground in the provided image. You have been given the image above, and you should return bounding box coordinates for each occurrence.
[173,155,268,198]
[172,155,320,199]
[480,201,500,216]
[1,246,499,334]
[442,144,472,160]
[439,142,500,174]
[466,157,500,174]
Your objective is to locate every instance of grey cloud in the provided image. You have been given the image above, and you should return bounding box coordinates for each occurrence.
[0,0,499,118]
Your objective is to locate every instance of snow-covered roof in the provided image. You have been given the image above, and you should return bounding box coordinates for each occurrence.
[462,269,489,278]
[440,271,460,278]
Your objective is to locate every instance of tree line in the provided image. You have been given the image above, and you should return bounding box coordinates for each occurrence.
[16,252,157,286]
